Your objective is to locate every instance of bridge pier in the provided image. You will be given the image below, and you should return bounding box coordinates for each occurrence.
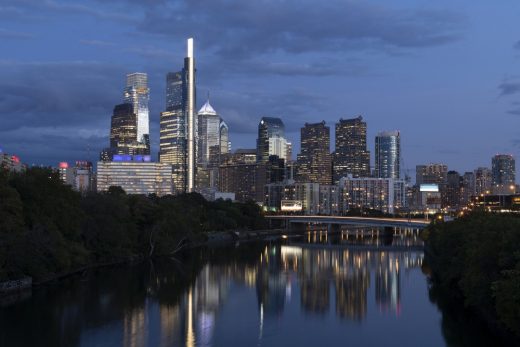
[327,223,341,233]
[383,226,394,236]
[289,222,307,233]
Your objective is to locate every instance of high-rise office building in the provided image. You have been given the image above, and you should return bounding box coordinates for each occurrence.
[124,73,150,154]
[333,116,370,182]
[159,108,186,194]
[256,117,287,163]
[159,38,197,193]
[286,142,292,163]
[445,170,461,209]
[375,131,400,179]
[460,171,475,205]
[474,167,492,195]
[197,99,229,166]
[492,154,516,195]
[109,103,147,156]
[185,38,196,193]
[296,121,332,184]
[166,71,183,111]
[220,121,230,155]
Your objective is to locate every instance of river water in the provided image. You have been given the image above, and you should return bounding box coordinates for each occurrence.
[0,228,505,347]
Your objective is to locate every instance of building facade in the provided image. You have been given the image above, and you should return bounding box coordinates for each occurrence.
[296,121,332,184]
[474,167,492,196]
[124,72,150,154]
[1,150,24,172]
[97,161,172,196]
[492,154,516,195]
[445,170,461,209]
[257,117,287,163]
[375,131,400,179]
[339,176,405,214]
[333,116,370,182]
[160,38,197,193]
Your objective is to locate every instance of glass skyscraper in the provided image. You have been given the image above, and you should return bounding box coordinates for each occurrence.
[257,117,287,163]
[159,38,197,193]
[375,131,400,179]
[333,116,370,183]
[219,121,230,155]
[197,99,221,166]
[109,103,147,156]
[124,73,150,154]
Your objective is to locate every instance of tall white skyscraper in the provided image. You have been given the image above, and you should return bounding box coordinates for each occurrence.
[197,99,220,166]
[197,98,231,166]
[186,38,196,192]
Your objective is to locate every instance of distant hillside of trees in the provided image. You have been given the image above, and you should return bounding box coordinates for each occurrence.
[423,213,520,340]
[0,168,266,283]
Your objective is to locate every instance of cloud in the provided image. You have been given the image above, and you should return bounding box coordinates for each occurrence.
[1,0,138,23]
[514,41,520,49]
[0,60,125,131]
[212,89,327,134]
[136,0,463,60]
[507,108,520,116]
[498,79,520,97]
[0,126,107,165]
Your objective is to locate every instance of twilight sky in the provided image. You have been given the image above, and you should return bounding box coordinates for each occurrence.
[1,0,520,176]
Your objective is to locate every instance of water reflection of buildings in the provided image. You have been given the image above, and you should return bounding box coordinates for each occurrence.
[376,252,400,314]
[134,239,423,347]
[123,305,148,347]
[153,262,258,347]
[256,246,287,316]
[274,244,423,320]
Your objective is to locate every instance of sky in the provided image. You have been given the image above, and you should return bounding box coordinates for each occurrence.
[1,0,520,177]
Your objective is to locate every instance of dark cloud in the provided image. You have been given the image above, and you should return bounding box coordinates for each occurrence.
[136,0,463,59]
[212,89,328,135]
[0,127,106,165]
[498,79,520,96]
[507,108,520,116]
[2,0,138,23]
[0,61,125,131]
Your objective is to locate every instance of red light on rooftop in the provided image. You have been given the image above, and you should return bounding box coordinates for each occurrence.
[59,162,69,169]
[11,156,20,163]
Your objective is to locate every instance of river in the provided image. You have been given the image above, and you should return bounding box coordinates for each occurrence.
[0,228,505,346]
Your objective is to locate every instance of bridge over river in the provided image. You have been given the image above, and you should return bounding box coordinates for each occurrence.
[266,215,430,230]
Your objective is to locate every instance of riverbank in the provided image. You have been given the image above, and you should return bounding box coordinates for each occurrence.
[423,213,520,343]
[0,227,290,298]
[0,168,267,287]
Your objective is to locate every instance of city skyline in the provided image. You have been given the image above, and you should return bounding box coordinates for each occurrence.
[1,1,520,176]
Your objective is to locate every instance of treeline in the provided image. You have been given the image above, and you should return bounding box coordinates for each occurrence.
[0,168,266,283]
[423,213,520,340]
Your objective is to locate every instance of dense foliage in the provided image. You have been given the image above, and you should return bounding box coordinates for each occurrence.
[423,213,520,339]
[0,168,266,282]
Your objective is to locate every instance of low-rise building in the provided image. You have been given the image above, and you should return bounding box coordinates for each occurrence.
[97,161,172,196]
